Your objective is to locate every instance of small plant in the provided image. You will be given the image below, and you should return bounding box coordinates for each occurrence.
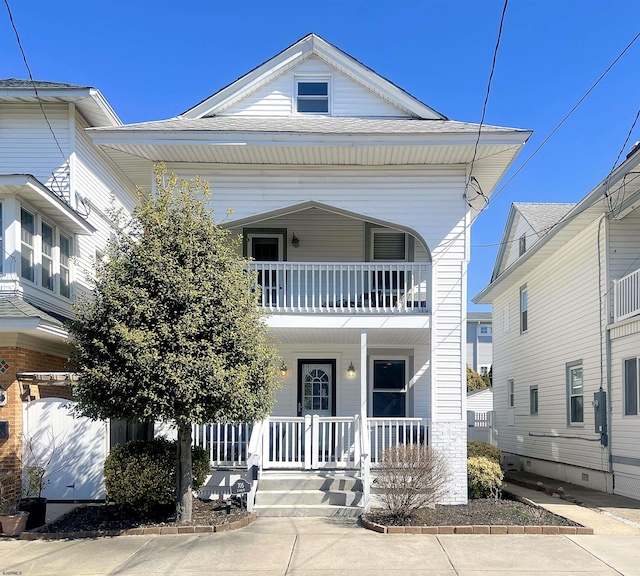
[23,466,48,499]
[467,441,501,464]
[104,438,209,514]
[467,456,503,499]
[0,476,20,516]
[374,444,448,522]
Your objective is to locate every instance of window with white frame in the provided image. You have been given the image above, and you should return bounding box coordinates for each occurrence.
[530,386,539,415]
[372,359,407,417]
[479,365,490,377]
[479,325,492,336]
[296,79,329,114]
[519,234,527,256]
[520,286,528,333]
[624,358,639,416]
[567,362,584,425]
[508,378,515,408]
[19,205,73,298]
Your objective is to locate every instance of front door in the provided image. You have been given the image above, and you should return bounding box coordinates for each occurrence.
[250,235,281,305]
[298,360,336,417]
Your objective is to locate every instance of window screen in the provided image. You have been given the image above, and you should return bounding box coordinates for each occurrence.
[373,232,406,260]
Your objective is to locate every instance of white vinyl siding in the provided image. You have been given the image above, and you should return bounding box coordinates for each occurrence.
[219,56,408,118]
[0,104,70,200]
[502,213,536,272]
[491,219,605,470]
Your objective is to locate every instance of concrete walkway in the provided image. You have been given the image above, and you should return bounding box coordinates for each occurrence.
[0,516,638,575]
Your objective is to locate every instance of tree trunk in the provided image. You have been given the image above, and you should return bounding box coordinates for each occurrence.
[176,424,193,523]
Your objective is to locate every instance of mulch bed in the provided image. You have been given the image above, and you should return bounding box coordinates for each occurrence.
[36,497,250,534]
[364,493,580,527]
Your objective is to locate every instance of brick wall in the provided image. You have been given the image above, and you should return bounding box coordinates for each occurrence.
[0,347,70,503]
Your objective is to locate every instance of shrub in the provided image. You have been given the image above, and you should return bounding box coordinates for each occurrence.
[374,444,448,521]
[467,456,503,499]
[104,438,209,513]
[467,441,501,464]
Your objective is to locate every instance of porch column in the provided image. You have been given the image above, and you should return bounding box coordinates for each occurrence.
[360,329,367,422]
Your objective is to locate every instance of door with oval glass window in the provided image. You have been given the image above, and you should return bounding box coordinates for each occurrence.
[297,360,336,417]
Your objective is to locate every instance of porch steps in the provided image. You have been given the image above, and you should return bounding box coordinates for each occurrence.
[254,471,363,517]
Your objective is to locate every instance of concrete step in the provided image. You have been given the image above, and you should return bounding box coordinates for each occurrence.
[255,504,363,518]
[255,489,362,507]
[258,472,362,492]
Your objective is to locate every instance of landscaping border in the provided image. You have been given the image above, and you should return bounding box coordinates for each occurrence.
[359,516,593,535]
[19,511,257,540]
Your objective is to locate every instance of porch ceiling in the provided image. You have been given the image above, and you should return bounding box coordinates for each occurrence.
[268,325,430,346]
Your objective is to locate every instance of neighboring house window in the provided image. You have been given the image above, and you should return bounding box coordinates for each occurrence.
[624,358,639,416]
[372,359,407,417]
[20,208,35,282]
[479,365,490,376]
[567,362,584,425]
[508,378,515,408]
[519,234,527,256]
[373,230,406,261]
[59,233,71,299]
[296,79,329,114]
[479,325,492,336]
[520,286,528,333]
[530,386,539,415]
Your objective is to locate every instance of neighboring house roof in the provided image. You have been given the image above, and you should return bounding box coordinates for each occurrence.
[467,387,493,397]
[182,33,447,120]
[0,78,121,127]
[513,202,575,237]
[468,312,492,321]
[0,297,64,327]
[474,145,640,304]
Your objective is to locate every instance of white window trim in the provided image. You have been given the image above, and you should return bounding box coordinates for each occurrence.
[479,365,491,377]
[520,285,528,334]
[369,355,409,418]
[623,357,639,417]
[479,325,492,336]
[370,228,408,261]
[530,385,539,416]
[519,234,527,256]
[508,378,515,408]
[566,361,584,427]
[294,76,332,116]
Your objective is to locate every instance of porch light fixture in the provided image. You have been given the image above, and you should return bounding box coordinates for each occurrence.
[291,233,300,248]
[347,362,356,377]
[280,363,288,376]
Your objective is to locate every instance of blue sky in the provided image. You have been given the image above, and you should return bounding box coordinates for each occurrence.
[2,0,639,309]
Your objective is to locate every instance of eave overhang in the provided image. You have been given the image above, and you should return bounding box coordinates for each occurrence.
[0,174,95,234]
[0,318,69,341]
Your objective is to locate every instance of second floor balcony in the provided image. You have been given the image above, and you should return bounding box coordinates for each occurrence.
[250,261,430,314]
[614,267,640,323]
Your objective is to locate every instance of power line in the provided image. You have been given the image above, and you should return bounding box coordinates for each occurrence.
[464,0,509,208]
[3,0,69,202]
[607,107,640,216]
[480,30,640,212]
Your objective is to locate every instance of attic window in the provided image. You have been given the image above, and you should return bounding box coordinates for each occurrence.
[519,235,527,256]
[296,80,329,114]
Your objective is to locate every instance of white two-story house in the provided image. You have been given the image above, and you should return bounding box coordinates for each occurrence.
[86,33,530,510]
[475,144,640,501]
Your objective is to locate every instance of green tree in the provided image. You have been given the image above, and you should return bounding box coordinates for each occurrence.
[70,166,280,523]
[467,366,491,392]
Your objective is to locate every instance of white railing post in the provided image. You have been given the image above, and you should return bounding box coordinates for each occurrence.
[360,416,371,513]
[304,415,312,470]
[311,415,320,469]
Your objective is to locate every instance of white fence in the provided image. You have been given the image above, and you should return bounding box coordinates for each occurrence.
[467,410,496,445]
[250,262,430,313]
[614,268,640,322]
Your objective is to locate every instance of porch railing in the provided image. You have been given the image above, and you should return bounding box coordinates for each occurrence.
[250,262,430,313]
[192,422,252,467]
[367,418,429,464]
[614,267,640,322]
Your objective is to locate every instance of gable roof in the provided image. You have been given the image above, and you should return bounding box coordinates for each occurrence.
[0,78,121,127]
[182,33,447,120]
[514,202,575,237]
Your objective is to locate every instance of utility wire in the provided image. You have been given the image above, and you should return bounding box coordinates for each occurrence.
[481,30,640,212]
[607,107,640,216]
[464,0,509,208]
[3,0,69,201]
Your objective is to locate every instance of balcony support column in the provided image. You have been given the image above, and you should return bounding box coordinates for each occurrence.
[360,329,367,423]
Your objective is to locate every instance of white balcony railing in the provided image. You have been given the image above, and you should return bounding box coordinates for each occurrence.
[614,268,640,322]
[250,262,430,313]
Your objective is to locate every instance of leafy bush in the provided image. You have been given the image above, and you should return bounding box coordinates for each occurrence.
[104,438,209,513]
[467,456,503,499]
[467,441,501,464]
[374,444,448,521]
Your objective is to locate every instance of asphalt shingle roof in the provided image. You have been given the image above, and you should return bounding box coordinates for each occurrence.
[513,202,575,237]
[0,297,65,327]
[0,78,88,89]
[91,116,525,135]
[468,312,492,321]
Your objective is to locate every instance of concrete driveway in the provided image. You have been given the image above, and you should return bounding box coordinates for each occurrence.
[0,518,639,576]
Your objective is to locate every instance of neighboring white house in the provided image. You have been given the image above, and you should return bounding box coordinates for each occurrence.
[467,311,493,376]
[475,144,640,500]
[86,33,530,509]
[0,79,138,500]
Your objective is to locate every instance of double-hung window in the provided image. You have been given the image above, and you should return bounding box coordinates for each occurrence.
[567,362,584,425]
[20,208,35,282]
[296,79,329,114]
[520,286,528,333]
[530,386,539,415]
[519,235,527,256]
[624,358,639,416]
[508,378,515,408]
[41,221,54,291]
[372,359,407,417]
[59,233,71,298]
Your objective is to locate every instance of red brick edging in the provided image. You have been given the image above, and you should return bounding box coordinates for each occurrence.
[19,512,257,540]
[359,516,593,535]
